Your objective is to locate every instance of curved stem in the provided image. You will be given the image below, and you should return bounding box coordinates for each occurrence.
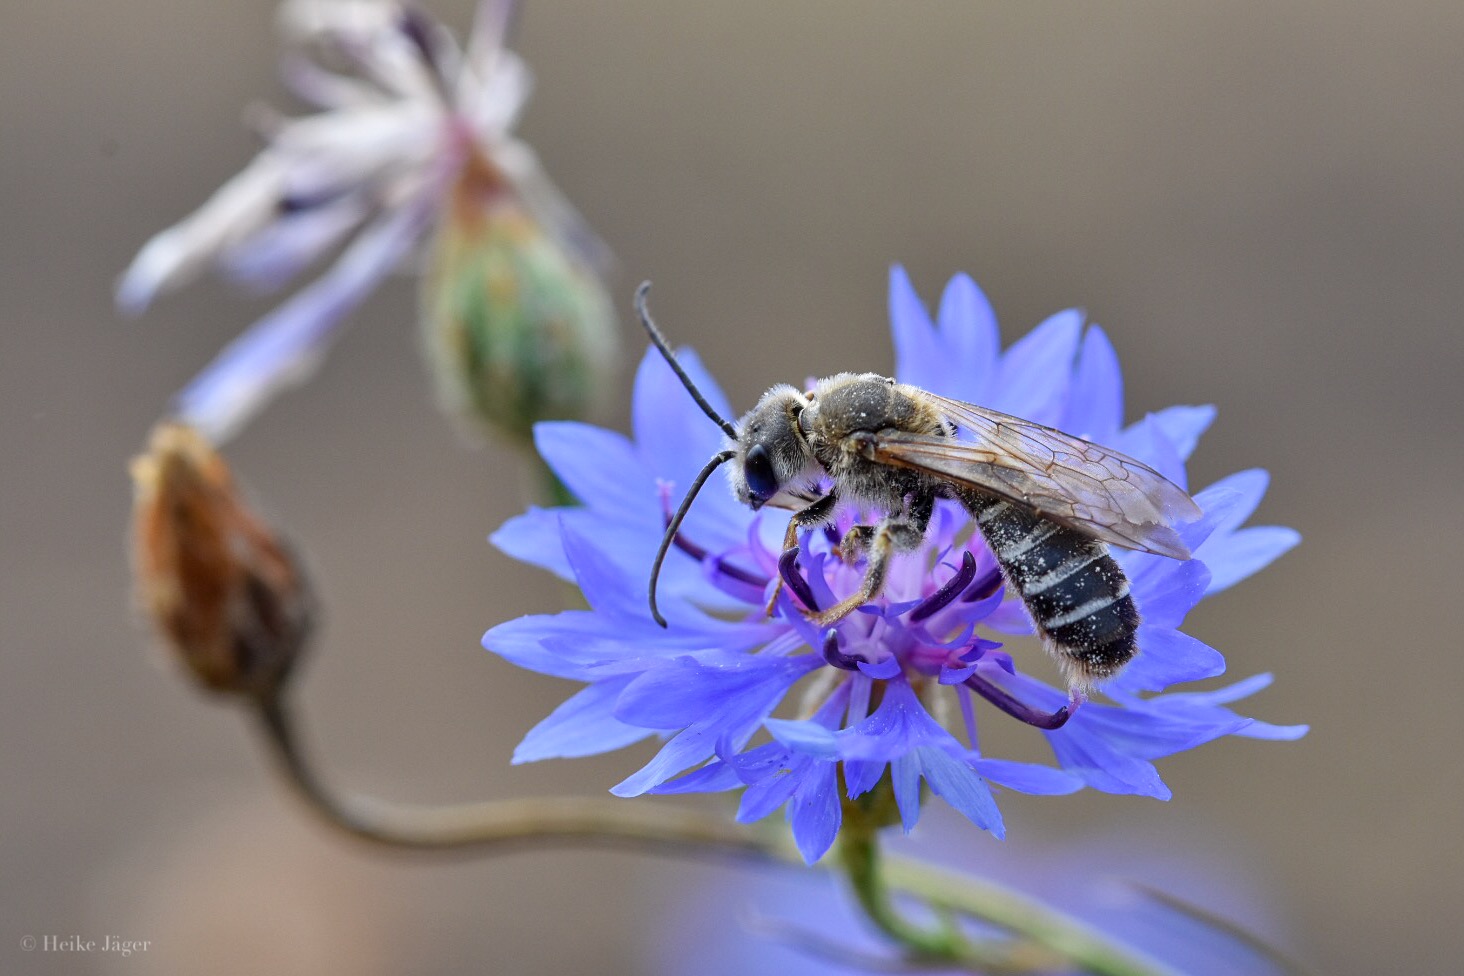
[251,692,791,861]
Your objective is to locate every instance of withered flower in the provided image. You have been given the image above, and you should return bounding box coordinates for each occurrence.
[130,422,313,698]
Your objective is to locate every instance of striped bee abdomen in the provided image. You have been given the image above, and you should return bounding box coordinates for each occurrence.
[964,490,1139,690]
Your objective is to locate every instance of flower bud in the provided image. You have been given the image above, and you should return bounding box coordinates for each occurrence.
[129,421,313,698]
[420,157,618,448]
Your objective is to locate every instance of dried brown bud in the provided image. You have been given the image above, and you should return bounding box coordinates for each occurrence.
[130,421,313,698]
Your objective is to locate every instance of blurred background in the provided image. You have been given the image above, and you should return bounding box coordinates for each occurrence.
[4,1,1462,973]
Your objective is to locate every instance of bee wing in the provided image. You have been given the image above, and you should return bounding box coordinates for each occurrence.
[869,393,1202,559]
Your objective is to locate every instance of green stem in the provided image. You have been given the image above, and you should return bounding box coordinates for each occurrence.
[881,855,1186,976]
[837,823,963,960]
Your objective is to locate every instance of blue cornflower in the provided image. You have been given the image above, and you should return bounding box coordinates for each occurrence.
[486,268,1305,863]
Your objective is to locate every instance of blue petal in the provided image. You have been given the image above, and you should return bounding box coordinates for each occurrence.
[632,346,736,475]
[610,656,815,796]
[889,265,943,392]
[1047,725,1172,799]
[844,758,885,799]
[490,507,573,580]
[611,726,729,798]
[648,759,743,794]
[891,753,923,830]
[974,759,1083,796]
[1156,675,1307,740]
[1116,626,1226,693]
[1136,560,1212,629]
[176,194,434,442]
[1168,672,1273,705]
[1233,719,1310,741]
[1202,526,1301,594]
[766,717,841,760]
[1116,414,1187,490]
[483,611,604,680]
[562,521,756,632]
[920,747,1004,836]
[1170,482,1252,556]
[615,654,812,729]
[1196,469,1270,537]
[1150,404,1216,461]
[535,422,656,518]
[562,521,651,619]
[991,308,1082,423]
[935,273,999,400]
[786,760,842,863]
[738,775,800,825]
[1065,325,1123,439]
[629,346,750,551]
[513,675,652,762]
[558,506,751,614]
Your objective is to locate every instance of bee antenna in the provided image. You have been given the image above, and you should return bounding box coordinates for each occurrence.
[649,449,737,627]
[635,281,739,440]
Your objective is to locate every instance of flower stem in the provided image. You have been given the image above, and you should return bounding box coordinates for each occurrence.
[251,692,791,861]
[880,856,1187,976]
[833,784,1182,976]
[836,824,976,960]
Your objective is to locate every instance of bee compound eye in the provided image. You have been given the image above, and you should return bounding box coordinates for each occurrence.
[743,444,779,502]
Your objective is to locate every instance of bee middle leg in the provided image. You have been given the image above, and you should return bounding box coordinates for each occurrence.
[812,491,935,628]
[763,491,840,616]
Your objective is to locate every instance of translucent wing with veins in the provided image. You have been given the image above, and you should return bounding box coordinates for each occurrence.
[868,391,1202,559]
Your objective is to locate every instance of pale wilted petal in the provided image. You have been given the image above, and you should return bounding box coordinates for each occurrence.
[278,0,401,44]
[460,40,531,135]
[465,0,517,81]
[280,0,442,102]
[280,54,384,109]
[219,192,371,290]
[272,102,442,199]
[117,155,289,313]
[177,185,438,442]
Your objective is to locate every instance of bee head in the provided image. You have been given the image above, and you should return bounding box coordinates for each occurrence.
[730,385,816,510]
[634,281,819,627]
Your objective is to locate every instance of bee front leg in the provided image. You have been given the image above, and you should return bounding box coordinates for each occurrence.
[764,491,840,617]
[812,490,935,628]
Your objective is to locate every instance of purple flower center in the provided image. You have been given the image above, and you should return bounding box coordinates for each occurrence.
[659,489,1081,729]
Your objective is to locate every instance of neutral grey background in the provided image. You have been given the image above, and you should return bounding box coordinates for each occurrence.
[4,2,1462,973]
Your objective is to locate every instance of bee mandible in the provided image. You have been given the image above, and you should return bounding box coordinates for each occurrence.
[637,283,1201,692]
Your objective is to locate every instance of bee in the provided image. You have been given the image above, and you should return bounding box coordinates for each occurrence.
[637,283,1201,692]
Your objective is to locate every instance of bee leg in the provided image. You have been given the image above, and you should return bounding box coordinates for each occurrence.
[812,491,934,627]
[834,524,875,564]
[764,491,840,617]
